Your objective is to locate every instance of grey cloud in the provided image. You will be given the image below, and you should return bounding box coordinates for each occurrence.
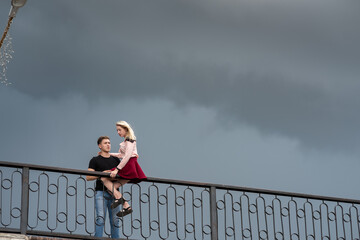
[1,0,360,153]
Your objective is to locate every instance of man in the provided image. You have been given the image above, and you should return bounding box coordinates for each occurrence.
[87,136,121,239]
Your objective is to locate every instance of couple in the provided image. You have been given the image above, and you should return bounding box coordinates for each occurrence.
[86,120,147,238]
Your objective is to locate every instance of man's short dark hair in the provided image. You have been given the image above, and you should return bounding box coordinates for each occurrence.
[97,136,110,145]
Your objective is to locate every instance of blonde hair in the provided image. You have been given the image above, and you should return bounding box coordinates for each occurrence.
[116,120,136,141]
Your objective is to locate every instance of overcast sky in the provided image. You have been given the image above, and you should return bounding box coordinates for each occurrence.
[1,0,360,199]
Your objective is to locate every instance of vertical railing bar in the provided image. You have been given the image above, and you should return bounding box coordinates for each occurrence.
[155,184,163,239]
[310,201,316,240]
[319,201,324,239]
[279,197,285,239]
[297,201,302,239]
[262,196,269,240]
[255,195,260,239]
[287,199,292,239]
[239,194,245,240]
[325,202,330,239]
[174,186,180,239]
[200,190,204,240]
[335,203,340,240]
[20,167,29,234]
[129,184,136,237]
[189,188,196,239]
[46,174,50,232]
[247,194,253,239]
[210,186,218,240]
[294,200,300,239]
[230,193,236,239]
[255,195,259,239]
[355,204,360,240]
[183,188,186,240]
[223,191,232,239]
[357,205,360,240]
[261,195,268,240]
[303,200,309,239]
[347,205,351,240]
[343,204,348,240]
[166,185,174,239]
[271,198,277,240]
[56,176,61,232]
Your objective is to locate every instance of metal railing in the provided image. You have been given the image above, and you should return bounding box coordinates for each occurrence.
[1,160,360,240]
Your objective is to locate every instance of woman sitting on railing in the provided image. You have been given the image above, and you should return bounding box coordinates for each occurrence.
[105,120,147,217]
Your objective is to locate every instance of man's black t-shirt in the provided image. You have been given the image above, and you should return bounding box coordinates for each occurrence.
[88,155,120,191]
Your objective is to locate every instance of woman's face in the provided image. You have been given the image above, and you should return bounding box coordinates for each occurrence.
[116,126,127,138]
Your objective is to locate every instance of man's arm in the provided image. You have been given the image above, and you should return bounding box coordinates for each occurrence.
[86,168,98,181]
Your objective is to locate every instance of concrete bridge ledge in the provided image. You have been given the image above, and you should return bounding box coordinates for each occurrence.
[0,233,28,240]
[0,234,80,240]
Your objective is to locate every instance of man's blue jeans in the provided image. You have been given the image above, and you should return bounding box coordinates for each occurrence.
[95,191,121,238]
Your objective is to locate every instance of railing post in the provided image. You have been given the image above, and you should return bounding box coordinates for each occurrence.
[20,167,29,234]
[210,186,218,240]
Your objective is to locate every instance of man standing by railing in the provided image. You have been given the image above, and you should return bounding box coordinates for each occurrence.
[86,136,121,239]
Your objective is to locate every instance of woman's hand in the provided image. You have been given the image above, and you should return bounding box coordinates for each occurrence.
[110,169,119,178]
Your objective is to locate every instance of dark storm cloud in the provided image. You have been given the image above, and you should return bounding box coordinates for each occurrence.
[1,0,360,152]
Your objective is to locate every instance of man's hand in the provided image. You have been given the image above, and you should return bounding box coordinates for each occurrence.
[86,168,98,181]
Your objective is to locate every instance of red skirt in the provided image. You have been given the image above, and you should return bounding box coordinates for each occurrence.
[112,157,147,183]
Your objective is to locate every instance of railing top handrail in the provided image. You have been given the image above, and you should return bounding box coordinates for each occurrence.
[1,160,359,204]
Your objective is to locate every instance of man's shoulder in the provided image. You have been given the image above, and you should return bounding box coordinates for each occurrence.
[89,155,102,162]
[90,155,119,161]
[109,155,120,161]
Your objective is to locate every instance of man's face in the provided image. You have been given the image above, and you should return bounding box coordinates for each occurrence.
[99,139,111,153]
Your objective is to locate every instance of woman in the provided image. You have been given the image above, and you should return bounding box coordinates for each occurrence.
[101,120,147,217]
